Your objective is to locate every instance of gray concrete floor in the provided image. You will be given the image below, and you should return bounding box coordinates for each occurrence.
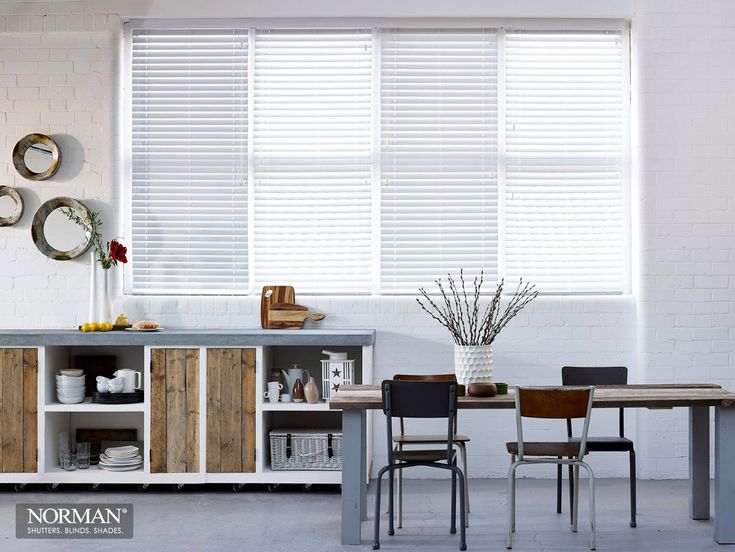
[0,479,722,551]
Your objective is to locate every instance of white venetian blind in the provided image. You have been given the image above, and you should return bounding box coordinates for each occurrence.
[131,29,248,294]
[380,29,499,293]
[252,29,373,293]
[504,30,625,293]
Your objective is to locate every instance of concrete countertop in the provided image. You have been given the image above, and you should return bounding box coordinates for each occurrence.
[0,329,376,347]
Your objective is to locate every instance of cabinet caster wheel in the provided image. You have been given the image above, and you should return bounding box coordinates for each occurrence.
[88,483,101,491]
[232,483,245,492]
[137,484,149,492]
[46,483,59,491]
[14,484,26,492]
[301,483,312,492]
[172,483,184,492]
[267,483,279,493]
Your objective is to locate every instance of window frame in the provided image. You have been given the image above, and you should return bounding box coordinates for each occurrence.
[122,18,631,296]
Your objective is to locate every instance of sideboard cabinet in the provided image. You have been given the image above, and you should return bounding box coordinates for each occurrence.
[0,330,374,486]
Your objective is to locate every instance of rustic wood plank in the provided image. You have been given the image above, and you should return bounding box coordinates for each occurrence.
[242,348,256,473]
[185,348,199,473]
[2,349,23,472]
[149,348,167,473]
[206,348,221,473]
[220,348,241,472]
[0,349,4,472]
[167,349,187,473]
[22,349,37,473]
[330,385,735,410]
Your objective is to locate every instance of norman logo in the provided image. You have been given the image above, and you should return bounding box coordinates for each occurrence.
[16,504,133,539]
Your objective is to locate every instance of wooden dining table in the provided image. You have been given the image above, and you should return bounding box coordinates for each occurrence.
[329,383,735,545]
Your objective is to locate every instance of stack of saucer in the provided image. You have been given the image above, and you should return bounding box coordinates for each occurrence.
[98,445,142,472]
[56,370,85,404]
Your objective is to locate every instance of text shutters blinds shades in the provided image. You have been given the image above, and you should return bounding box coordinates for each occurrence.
[504,30,625,293]
[380,29,499,293]
[253,30,373,293]
[131,29,248,294]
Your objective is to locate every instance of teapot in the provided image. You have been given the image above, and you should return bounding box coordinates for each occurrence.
[281,364,307,394]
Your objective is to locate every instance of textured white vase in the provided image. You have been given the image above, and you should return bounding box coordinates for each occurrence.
[98,268,112,324]
[454,345,494,386]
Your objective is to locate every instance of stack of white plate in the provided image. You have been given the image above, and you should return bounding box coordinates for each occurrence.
[99,445,143,472]
[56,370,85,404]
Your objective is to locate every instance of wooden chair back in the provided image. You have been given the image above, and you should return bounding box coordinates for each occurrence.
[518,387,593,419]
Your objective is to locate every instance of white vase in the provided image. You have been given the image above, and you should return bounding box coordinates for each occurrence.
[98,268,112,324]
[454,345,494,386]
[88,251,97,323]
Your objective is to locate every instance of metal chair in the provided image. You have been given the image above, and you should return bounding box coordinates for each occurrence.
[392,373,471,528]
[506,386,596,550]
[374,380,467,551]
[557,366,637,528]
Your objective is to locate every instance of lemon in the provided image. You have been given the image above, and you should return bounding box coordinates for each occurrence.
[100,322,113,332]
[90,322,100,332]
[81,323,92,333]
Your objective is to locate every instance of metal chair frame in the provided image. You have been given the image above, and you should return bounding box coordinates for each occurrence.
[507,386,597,550]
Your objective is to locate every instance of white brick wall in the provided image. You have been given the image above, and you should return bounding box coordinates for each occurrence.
[1,0,733,479]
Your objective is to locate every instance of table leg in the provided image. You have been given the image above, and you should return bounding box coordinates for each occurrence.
[715,406,735,543]
[342,409,366,545]
[689,406,710,520]
[361,410,367,521]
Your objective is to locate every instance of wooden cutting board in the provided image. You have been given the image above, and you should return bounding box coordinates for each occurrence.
[268,304,325,329]
[260,286,295,328]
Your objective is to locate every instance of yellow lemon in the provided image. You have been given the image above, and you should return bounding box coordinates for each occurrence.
[90,322,100,332]
[81,323,92,333]
[100,322,113,332]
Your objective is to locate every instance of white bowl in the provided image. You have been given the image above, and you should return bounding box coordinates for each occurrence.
[59,369,83,377]
[57,380,85,387]
[57,389,85,396]
[56,375,85,382]
[57,392,85,399]
[57,396,85,404]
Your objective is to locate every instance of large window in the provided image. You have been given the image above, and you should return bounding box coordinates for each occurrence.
[128,23,628,295]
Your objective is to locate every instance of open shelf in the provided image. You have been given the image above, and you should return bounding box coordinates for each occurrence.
[45,398,145,412]
[260,467,341,484]
[44,464,145,483]
[261,402,330,412]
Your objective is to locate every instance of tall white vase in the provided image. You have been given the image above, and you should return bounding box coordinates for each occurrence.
[98,268,112,324]
[88,251,97,323]
[454,345,494,386]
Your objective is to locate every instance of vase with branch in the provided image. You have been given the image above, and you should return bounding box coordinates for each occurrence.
[417,271,538,385]
[64,209,128,324]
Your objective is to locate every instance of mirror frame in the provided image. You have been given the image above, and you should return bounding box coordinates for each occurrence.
[0,186,24,227]
[12,133,62,181]
[31,197,93,260]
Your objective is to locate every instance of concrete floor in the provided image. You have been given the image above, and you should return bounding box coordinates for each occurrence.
[0,479,722,552]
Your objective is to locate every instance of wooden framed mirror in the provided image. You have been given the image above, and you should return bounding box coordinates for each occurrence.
[0,186,24,226]
[12,133,61,181]
[31,197,92,260]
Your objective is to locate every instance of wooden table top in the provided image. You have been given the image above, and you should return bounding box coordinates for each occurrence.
[329,384,735,410]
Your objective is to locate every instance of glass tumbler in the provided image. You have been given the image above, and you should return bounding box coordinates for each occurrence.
[61,451,78,471]
[76,442,91,469]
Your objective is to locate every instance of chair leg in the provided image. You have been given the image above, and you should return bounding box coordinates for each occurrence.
[373,466,389,550]
[572,464,580,533]
[507,458,518,549]
[388,464,395,536]
[580,461,597,550]
[454,465,467,551]
[629,449,637,528]
[450,460,457,535]
[568,460,574,525]
[397,443,403,528]
[458,442,471,522]
[556,457,562,513]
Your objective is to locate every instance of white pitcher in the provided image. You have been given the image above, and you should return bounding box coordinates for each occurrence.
[280,364,305,394]
[113,369,142,393]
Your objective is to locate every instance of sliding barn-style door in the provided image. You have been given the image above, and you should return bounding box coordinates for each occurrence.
[150,348,200,473]
[206,348,256,473]
[0,348,37,473]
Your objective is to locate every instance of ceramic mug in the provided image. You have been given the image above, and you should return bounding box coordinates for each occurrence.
[113,369,142,393]
[96,376,110,393]
[263,390,279,404]
[280,393,292,403]
[107,377,125,393]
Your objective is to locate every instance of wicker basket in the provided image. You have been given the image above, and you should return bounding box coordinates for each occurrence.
[269,429,343,471]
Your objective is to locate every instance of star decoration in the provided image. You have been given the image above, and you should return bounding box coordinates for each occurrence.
[332,383,340,392]
[332,368,342,378]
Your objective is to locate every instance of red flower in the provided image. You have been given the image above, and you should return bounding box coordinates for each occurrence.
[109,240,128,264]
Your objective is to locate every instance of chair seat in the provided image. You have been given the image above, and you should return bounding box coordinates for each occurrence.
[394,449,457,463]
[506,441,587,457]
[393,434,470,444]
[569,436,634,452]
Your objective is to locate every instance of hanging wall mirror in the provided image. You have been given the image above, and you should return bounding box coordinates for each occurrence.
[13,133,62,180]
[32,197,92,260]
[0,186,24,226]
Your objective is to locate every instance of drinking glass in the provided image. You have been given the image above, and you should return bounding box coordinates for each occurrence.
[76,442,91,469]
[61,451,78,471]
[57,432,70,466]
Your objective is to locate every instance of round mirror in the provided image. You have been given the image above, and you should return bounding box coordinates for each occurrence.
[31,197,93,260]
[13,133,61,181]
[0,186,24,226]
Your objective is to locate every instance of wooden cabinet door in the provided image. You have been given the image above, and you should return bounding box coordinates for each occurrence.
[0,348,37,473]
[150,348,200,473]
[206,348,255,473]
